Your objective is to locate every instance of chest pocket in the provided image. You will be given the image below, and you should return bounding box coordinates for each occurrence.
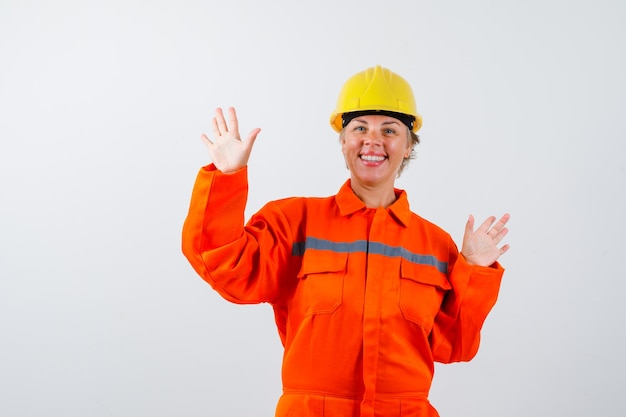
[399,259,451,331]
[296,250,347,316]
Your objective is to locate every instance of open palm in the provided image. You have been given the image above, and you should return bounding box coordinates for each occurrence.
[201,107,261,174]
[461,213,510,267]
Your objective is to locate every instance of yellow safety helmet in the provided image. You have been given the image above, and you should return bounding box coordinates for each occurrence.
[330,65,422,133]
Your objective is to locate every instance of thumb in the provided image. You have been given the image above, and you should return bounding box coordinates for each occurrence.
[465,214,475,234]
[243,128,261,149]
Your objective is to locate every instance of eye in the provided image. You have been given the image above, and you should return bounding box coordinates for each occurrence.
[353,125,366,132]
[384,128,397,135]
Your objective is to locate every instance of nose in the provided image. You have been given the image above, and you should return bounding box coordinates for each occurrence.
[363,131,383,146]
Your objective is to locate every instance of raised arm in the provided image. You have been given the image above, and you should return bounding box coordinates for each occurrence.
[430,214,510,362]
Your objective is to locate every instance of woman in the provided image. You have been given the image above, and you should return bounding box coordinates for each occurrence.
[182,65,510,417]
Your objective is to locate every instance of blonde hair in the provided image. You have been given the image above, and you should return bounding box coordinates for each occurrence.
[400,130,420,176]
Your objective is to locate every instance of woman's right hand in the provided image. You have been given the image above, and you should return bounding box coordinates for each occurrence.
[201,107,261,174]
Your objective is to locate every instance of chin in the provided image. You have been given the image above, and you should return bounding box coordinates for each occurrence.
[352,174,393,187]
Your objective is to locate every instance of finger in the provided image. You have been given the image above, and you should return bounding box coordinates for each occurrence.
[201,133,213,147]
[489,213,511,236]
[211,116,221,138]
[215,107,228,134]
[240,128,261,155]
[227,107,239,135]
[477,216,496,234]
[465,214,475,234]
[245,128,262,146]
[493,213,511,229]
[499,244,510,256]
[492,227,509,244]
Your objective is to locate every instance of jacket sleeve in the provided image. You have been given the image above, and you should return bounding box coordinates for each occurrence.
[181,164,293,305]
[430,241,504,363]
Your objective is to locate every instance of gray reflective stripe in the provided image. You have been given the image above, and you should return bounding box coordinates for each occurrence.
[292,237,368,255]
[292,237,448,274]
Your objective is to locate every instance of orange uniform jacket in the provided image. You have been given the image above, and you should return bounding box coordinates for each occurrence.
[182,165,504,417]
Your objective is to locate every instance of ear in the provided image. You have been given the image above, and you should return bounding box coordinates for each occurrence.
[404,130,413,158]
[404,143,412,158]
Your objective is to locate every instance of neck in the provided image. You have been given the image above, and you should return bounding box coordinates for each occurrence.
[350,179,397,208]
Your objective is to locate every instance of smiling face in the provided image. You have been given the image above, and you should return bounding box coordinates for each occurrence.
[341,114,412,191]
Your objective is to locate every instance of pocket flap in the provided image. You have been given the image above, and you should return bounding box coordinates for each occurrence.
[298,250,348,277]
[400,258,451,290]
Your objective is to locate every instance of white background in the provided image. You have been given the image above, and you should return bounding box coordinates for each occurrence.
[1,1,625,416]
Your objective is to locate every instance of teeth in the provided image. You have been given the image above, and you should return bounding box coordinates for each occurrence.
[361,155,385,162]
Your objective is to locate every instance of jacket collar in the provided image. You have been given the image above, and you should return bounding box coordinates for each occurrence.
[335,179,411,227]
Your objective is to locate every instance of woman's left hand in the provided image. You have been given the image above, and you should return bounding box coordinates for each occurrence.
[461,213,510,267]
